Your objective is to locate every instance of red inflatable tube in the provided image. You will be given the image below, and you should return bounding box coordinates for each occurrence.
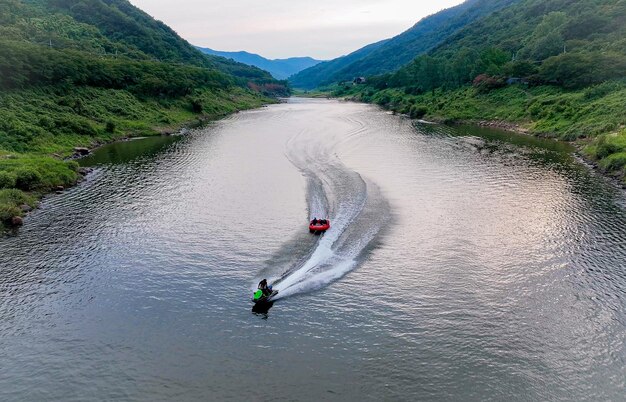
[309,220,330,232]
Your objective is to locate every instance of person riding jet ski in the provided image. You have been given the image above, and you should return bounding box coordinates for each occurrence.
[253,279,276,302]
[258,279,272,296]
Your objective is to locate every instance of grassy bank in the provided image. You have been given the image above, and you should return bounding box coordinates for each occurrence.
[0,85,271,232]
[337,81,626,183]
[583,127,626,180]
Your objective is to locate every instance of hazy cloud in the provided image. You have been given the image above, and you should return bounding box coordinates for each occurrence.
[129,0,465,59]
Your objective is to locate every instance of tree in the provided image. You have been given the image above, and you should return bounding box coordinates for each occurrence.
[522,11,567,61]
[531,31,565,61]
[503,60,538,77]
[450,48,478,86]
[475,48,510,76]
[538,52,595,88]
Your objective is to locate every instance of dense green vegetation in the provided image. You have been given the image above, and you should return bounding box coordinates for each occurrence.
[290,0,519,89]
[371,0,626,93]
[584,128,626,176]
[0,0,289,232]
[0,86,270,154]
[329,0,625,183]
[339,80,625,139]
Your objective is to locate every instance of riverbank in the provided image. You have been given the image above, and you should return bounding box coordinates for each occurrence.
[335,81,626,188]
[0,86,274,233]
[454,120,626,190]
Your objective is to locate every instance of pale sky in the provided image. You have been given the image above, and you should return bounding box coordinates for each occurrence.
[129,0,465,60]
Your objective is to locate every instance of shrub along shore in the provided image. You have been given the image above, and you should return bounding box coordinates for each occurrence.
[0,85,273,233]
[331,80,626,186]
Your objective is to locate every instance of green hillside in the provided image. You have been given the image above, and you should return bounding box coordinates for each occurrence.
[337,0,626,182]
[0,0,289,231]
[375,0,625,91]
[289,0,520,89]
[288,39,389,90]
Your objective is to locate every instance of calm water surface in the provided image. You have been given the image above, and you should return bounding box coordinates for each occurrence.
[1,98,625,401]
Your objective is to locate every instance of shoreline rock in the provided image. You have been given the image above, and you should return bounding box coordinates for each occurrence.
[78,167,93,176]
[473,120,530,135]
[73,147,90,156]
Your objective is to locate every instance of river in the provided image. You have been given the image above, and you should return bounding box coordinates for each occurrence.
[1,98,625,401]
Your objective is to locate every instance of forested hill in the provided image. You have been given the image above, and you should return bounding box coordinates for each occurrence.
[1,0,277,84]
[0,0,288,230]
[196,47,322,80]
[338,0,626,183]
[0,0,288,149]
[288,39,389,90]
[289,0,520,89]
[374,0,626,92]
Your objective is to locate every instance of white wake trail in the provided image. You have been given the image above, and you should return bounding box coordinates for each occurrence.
[268,122,389,300]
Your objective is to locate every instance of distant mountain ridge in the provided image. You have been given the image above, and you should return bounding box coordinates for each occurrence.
[196,47,323,80]
[287,39,390,90]
[290,0,520,89]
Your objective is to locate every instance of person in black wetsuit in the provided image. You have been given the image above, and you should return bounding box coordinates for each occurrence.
[312,218,319,225]
[258,279,273,296]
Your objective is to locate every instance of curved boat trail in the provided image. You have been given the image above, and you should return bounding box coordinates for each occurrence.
[254,109,390,300]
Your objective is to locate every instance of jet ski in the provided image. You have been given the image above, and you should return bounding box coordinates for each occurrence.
[309,218,330,233]
[252,286,278,304]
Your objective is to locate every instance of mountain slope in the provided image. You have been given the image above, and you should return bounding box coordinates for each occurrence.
[374,0,626,92]
[1,0,273,83]
[289,39,389,89]
[290,0,520,89]
[0,0,287,230]
[196,47,322,79]
[339,0,625,180]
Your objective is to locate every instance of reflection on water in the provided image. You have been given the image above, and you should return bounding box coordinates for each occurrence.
[1,98,624,401]
[80,135,182,166]
[251,301,274,317]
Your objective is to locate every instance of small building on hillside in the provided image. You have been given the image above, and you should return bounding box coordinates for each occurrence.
[353,77,366,84]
